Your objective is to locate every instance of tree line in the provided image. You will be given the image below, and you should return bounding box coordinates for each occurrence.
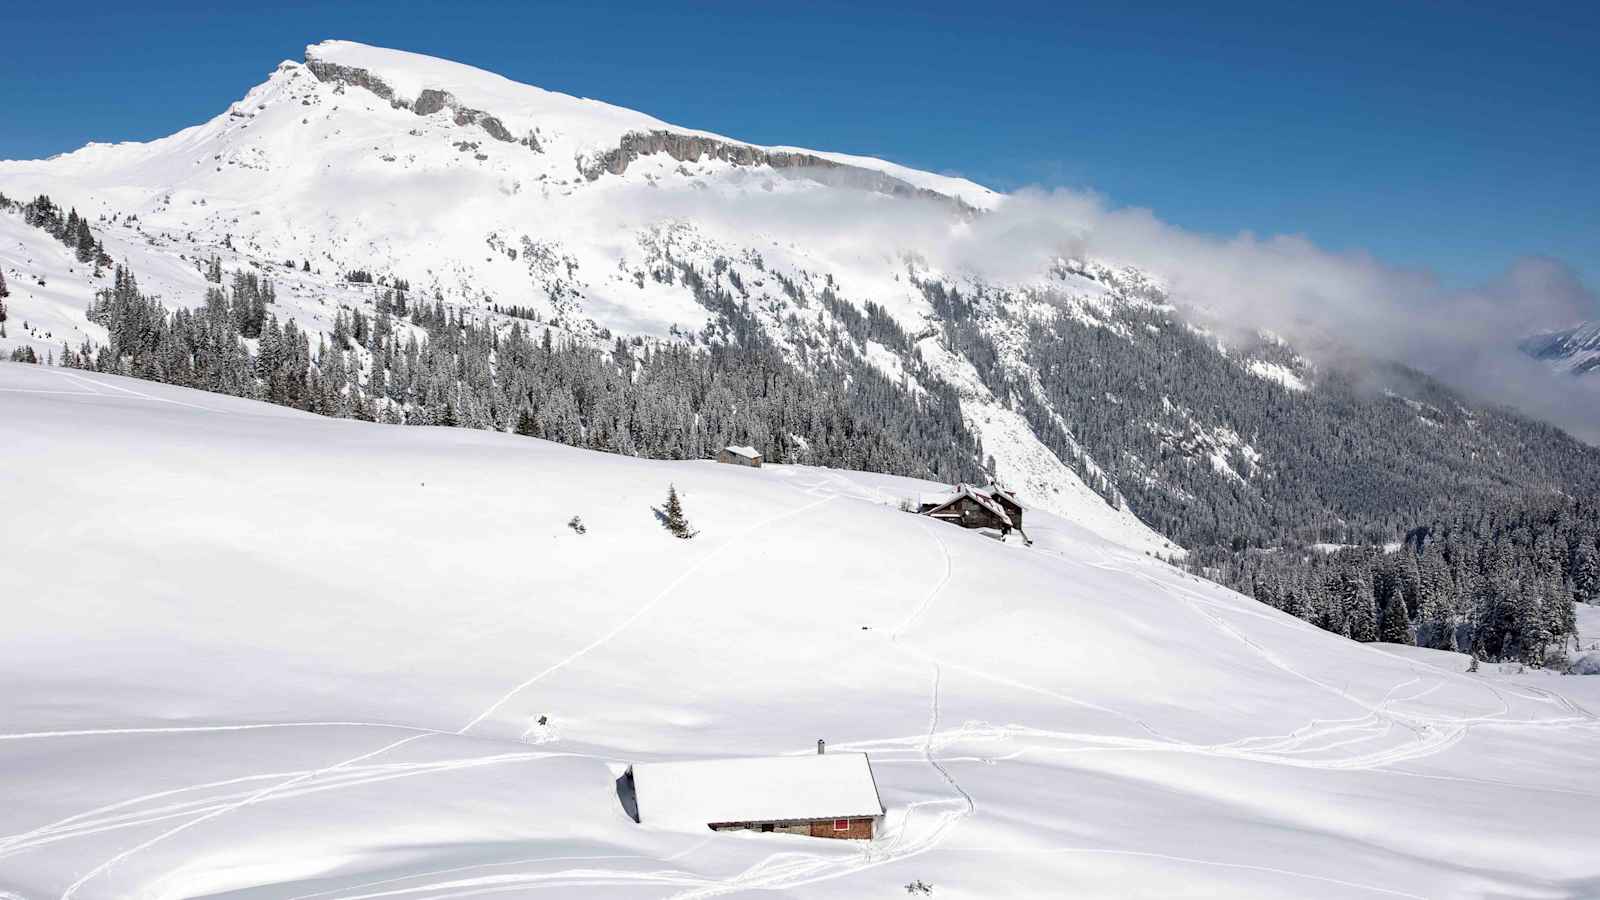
[10,189,1597,662]
[3,192,114,273]
[1214,495,1597,665]
[61,261,985,486]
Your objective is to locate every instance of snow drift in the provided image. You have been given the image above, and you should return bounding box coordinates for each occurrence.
[1,361,1598,899]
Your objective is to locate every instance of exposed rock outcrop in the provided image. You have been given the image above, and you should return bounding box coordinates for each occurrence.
[303,51,957,203]
[412,89,518,143]
[304,58,397,102]
[578,130,973,213]
[305,54,530,148]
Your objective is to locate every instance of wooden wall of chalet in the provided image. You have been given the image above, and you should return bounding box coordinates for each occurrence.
[809,817,874,839]
[709,817,875,840]
[992,495,1022,531]
[936,498,1010,531]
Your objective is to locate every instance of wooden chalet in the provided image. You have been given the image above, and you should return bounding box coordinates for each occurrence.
[919,483,1027,540]
[624,745,884,840]
[717,445,764,468]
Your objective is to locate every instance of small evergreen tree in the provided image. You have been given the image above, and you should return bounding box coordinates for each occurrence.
[513,407,537,436]
[1419,580,1457,651]
[663,484,696,539]
[75,217,96,263]
[1574,538,1600,605]
[1379,593,1411,644]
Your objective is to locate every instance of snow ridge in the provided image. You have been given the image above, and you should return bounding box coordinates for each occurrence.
[0,39,1166,557]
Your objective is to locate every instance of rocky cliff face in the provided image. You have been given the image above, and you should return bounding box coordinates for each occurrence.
[578,129,973,212]
[307,54,531,148]
[305,47,963,208]
[304,57,399,102]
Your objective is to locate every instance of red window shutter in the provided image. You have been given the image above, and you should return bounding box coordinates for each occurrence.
[833,819,849,831]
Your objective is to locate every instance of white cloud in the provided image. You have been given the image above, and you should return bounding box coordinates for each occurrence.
[619,175,1600,440]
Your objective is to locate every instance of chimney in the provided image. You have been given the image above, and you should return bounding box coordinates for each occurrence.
[817,739,826,755]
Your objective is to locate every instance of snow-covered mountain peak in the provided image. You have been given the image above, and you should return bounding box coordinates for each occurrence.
[300,39,1000,208]
[0,40,1175,557]
[302,39,674,158]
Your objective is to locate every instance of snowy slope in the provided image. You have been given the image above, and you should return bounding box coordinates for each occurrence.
[1522,320,1600,377]
[0,40,1176,557]
[2,361,1598,899]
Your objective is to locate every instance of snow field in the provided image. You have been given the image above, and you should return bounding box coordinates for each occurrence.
[1,363,1598,898]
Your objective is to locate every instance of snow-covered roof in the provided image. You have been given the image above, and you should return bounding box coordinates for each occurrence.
[631,753,883,828]
[985,485,1022,509]
[924,483,1014,527]
[722,445,761,459]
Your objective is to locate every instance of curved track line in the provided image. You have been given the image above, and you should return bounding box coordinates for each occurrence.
[3,752,566,860]
[0,721,441,743]
[45,369,225,413]
[457,492,835,735]
[289,839,715,900]
[944,846,1428,899]
[57,492,835,897]
[59,733,432,900]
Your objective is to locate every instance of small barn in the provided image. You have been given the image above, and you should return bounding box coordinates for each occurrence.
[717,445,763,468]
[919,483,1027,539]
[624,749,884,840]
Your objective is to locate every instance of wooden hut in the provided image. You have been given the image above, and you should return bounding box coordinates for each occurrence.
[985,486,1024,532]
[625,748,883,840]
[919,483,1027,539]
[717,445,763,468]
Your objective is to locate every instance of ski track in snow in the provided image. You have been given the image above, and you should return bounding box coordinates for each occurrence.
[10,467,1596,898]
[285,840,717,900]
[659,479,1599,899]
[44,368,229,413]
[1085,558,1599,770]
[943,846,1430,900]
[1,752,580,861]
[278,486,975,900]
[43,490,838,900]
[0,721,445,744]
[57,734,434,899]
[458,491,837,735]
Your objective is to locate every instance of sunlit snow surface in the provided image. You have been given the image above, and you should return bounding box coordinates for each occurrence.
[0,40,1174,558]
[2,362,1598,899]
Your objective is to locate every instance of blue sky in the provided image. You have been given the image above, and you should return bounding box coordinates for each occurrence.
[3,1,1595,285]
